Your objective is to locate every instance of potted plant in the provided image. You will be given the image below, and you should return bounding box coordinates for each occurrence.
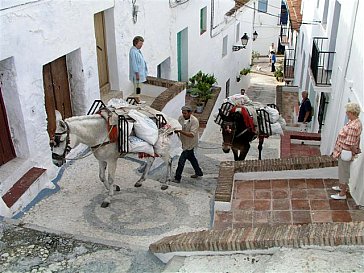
[240,68,251,76]
[274,67,284,81]
[187,71,217,113]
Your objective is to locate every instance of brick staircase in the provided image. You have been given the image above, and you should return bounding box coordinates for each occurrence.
[150,221,364,263]
[147,155,364,263]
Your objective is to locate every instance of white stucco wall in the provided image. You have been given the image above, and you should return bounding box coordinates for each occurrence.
[0,0,256,202]
[295,0,363,204]
[252,0,282,56]
[110,0,254,97]
[0,1,115,179]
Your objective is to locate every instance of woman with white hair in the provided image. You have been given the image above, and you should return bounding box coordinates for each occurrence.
[331,102,362,200]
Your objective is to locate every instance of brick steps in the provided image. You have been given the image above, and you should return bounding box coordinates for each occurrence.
[2,167,46,207]
[149,155,340,262]
[281,131,321,158]
[150,221,364,263]
[216,155,337,203]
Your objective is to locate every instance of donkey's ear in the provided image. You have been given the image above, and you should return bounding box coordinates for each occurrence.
[58,120,67,131]
[55,110,63,121]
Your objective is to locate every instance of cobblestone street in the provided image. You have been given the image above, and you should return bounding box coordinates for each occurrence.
[1,57,363,273]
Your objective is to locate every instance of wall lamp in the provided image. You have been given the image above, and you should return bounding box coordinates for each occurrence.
[232,33,249,51]
[253,30,258,41]
[132,0,139,24]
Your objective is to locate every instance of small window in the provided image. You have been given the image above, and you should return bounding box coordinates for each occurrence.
[258,0,268,13]
[236,22,240,43]
[222,35,228,57]
[200,6,207,35]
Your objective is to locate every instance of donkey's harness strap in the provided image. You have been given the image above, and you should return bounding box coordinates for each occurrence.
[235,128,249,138]
[52,122,71,161]
[91,141,112,149]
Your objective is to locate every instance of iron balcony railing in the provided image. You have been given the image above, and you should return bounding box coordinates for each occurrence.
[310,37,335,86]
[284,49,295,79]
[280,24,289,45]
[318,92,329,133]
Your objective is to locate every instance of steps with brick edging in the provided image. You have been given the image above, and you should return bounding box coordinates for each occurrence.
[150,221,364,263]
[1,167,52,218]
[281,131,321,158]
[146,76,221,131]
[216,155,337,204]
[149,156,340,261]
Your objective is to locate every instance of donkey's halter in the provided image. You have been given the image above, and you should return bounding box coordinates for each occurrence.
[52,122,71,162]
[222,121,236,147]
[52,119,115,162]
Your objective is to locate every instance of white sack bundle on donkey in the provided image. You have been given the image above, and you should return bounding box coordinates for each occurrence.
[51,105,181,208]
[220,94,286,136]
[215,94,286,161]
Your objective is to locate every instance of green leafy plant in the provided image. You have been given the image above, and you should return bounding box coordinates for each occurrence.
[188,71,217,106]
[274,67,283,79]
[240,68,251,76]
[251,50,260,63]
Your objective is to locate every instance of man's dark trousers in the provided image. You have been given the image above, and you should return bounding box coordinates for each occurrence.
[175,149,203,181]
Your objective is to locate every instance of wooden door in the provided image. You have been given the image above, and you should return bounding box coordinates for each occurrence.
[0,87,16,166]
[43,56,72,138]
[94,12,110,93]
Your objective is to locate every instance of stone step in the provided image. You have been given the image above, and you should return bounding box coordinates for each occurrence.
[1,167,53,218]
[150,221,364,264]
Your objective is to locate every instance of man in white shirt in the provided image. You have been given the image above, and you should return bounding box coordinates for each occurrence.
[174,106,203,182]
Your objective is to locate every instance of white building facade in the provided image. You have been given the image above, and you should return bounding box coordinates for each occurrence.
[0,0,261,217]
[251,0,283,56]
[290,0,364,204]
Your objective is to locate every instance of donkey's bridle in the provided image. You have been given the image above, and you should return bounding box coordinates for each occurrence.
[51,122,71,161]
[222,121,249,147]
[222,121,236,147]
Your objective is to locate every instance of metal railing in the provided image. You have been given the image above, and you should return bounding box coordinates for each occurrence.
[318,92,329,133]
[310,37,335,86]
[280,24,289,45]
[284,49,295,79]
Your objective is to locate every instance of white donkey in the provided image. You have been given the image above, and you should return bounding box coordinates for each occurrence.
[51,110,175,208]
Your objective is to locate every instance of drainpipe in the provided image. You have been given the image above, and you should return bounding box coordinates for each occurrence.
[210,0,216,38]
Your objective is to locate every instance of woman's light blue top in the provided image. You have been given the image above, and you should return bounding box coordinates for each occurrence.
[129,46,148,83]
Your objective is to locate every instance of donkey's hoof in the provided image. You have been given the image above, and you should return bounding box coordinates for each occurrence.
[101,201,110,208]
[161,185,168,190]
[115,185,121,191]
[134,182,142,188]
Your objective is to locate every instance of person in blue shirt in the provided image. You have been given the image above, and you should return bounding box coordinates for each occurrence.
[270,51,276,72]
[129,36,148,96]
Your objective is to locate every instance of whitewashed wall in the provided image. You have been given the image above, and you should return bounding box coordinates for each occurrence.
[0,0,115,179]
[112,0,254,98]
[296,0,363,204]
[0,0,255,189]
[252,0,281,56]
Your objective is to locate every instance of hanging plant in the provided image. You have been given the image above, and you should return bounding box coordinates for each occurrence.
[240,68,251,76]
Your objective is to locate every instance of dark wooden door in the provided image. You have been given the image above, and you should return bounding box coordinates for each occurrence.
[0,87,16,166]
[43,56,72,138]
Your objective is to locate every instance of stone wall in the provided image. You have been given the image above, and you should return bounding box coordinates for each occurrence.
[276,85,299,125]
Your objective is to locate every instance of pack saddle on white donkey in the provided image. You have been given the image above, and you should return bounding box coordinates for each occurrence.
[51,100,181,208]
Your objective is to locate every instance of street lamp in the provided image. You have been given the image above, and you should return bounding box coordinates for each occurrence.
[253,30,258,41]
[232,33,249,51]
